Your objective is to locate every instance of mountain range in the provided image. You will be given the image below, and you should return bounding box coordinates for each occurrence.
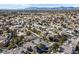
[25,7,79,10]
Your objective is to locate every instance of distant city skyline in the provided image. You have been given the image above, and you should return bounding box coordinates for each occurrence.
[0,4,79,9]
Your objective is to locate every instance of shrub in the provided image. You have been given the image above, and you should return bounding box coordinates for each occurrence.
[32,28,41,35]
[59,34,68,45]
[52,43,59,53]
[7,35,24,50]
[48,35,60,42]
[26,31,31,36]
[75,42,79,53]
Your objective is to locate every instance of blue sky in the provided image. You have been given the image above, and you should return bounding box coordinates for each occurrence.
[0,4,79,9]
